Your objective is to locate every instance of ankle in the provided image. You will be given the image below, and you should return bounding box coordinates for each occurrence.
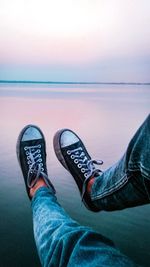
[87,177,95,194]
[29,178,48,198]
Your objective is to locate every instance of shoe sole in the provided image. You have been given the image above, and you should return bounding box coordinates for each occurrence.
[53,129,99,212]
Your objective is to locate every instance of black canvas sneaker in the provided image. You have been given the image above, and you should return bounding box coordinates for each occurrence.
[53,129,103,212]
[16,125,55,199]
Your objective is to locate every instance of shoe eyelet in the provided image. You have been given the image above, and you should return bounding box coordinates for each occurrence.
[81,168,85,173]
[38,145,41,148]
[41,168,44,171]
[24,147,27,151]
[71,155,75,159]
[74,159,78,164]
[26,152,29,155]
[84,173,88,178]
[78,163,82,168]
[37,150,41,153]
[67,150,71,155]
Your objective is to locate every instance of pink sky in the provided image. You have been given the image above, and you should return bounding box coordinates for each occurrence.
[0,0,150,82]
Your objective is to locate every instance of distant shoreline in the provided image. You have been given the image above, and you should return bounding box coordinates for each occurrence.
[0,80,149,85]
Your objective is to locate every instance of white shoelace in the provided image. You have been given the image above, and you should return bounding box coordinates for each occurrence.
[24,144,49,188]
[67,147,103,198]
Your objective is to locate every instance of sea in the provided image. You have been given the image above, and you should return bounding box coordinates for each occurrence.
[0,82,150,267]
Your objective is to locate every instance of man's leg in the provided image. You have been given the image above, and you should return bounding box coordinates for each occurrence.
[16,124,137,267]
[90,114,150,210]
[53,114,150,212]
[32,186,137,267]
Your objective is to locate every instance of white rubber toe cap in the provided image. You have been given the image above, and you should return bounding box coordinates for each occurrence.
[61,130,79,148]
[22,126,42,141]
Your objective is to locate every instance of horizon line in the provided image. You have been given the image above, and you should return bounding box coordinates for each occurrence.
[0,80,150,86]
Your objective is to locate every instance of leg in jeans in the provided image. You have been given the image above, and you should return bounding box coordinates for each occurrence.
[90,114,150,211]
[32,186,137,267]
[53,114,150,212]
[16,123,145,266]
[17,125,137,266]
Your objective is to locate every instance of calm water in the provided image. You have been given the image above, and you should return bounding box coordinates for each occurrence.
[0,83,150,267]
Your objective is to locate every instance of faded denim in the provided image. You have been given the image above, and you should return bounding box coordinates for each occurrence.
[91,114,150,210]
[30,115,150,266]
[31,187,137,267]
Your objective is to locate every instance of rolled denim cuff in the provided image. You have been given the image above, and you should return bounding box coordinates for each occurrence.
[90,155,129,201]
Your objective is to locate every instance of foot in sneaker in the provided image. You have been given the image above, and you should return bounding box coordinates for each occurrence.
[53,129,103,212]
[16,125,55,199]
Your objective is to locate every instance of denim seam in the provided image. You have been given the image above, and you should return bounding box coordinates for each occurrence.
[128,163,150,179]
[91,174,129,201]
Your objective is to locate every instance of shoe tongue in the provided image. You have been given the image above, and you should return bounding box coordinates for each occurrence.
[22,140,43,152]
[64,141,81,150]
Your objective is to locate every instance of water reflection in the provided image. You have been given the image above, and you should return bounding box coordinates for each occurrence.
[0,85,150,266]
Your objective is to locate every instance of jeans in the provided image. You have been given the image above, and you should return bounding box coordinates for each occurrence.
[31,115,149,267]
[32,187,137,267]
[91,114,150,210]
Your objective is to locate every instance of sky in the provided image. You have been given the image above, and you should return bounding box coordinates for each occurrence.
[0,0,150,82]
